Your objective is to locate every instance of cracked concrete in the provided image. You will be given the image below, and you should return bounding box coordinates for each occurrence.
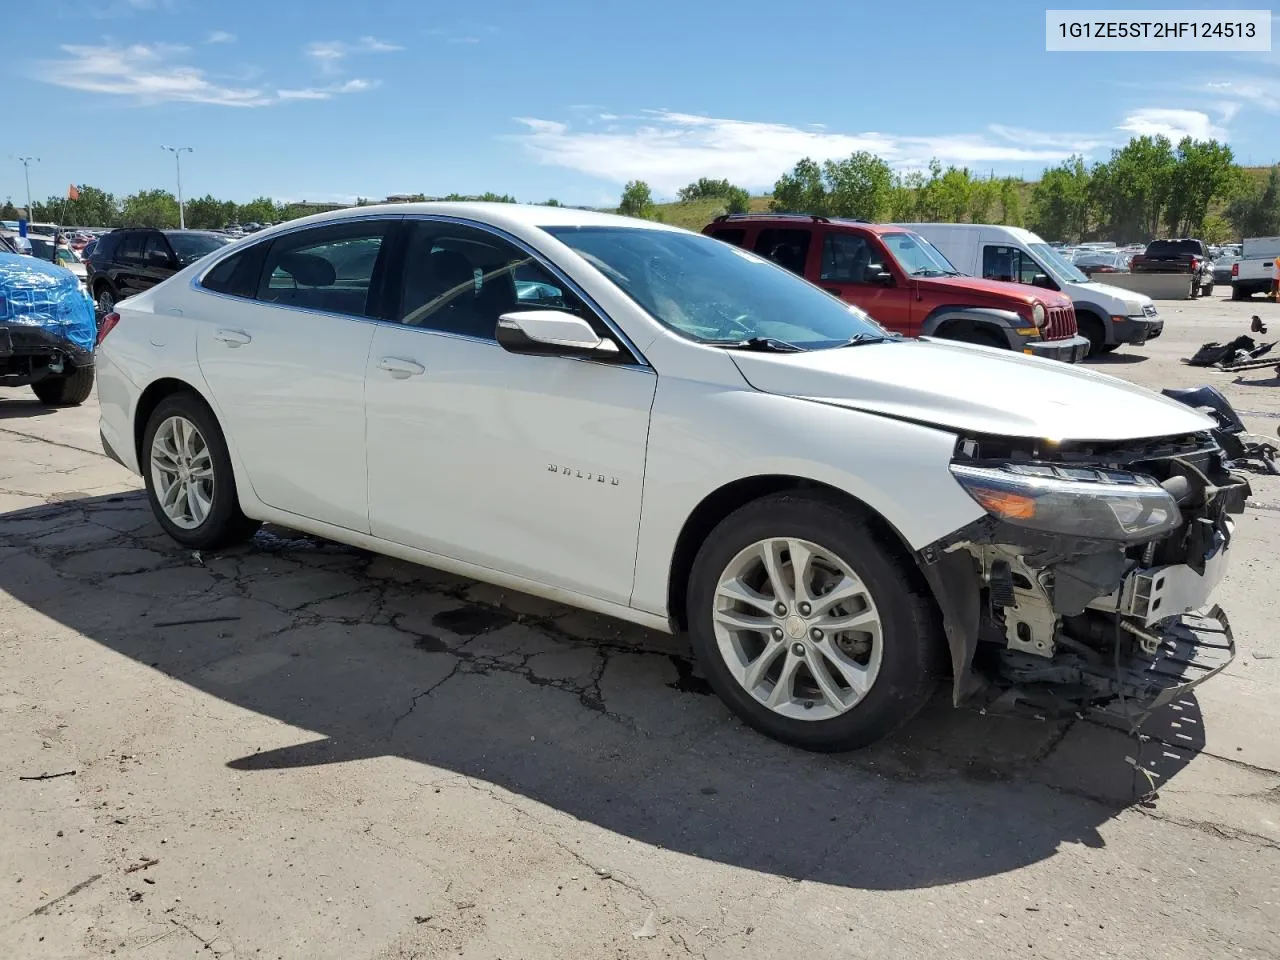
[2,296,1280,959]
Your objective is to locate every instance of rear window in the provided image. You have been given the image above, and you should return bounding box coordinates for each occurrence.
[1146,239,1201,255]
[117,232,147,261]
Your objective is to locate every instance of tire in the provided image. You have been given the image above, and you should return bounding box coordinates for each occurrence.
[31,365,95,406]
[1231,285,1246,301]
[1077,314,1107,357]
[943,327,1006,349]
[1201,282,1214,297]
[95,284,117,315]
[141,392,260,549]
[1098,343,1120,354]
[686,493,942,752]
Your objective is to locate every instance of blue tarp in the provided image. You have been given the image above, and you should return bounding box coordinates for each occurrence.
[0,252,96,353]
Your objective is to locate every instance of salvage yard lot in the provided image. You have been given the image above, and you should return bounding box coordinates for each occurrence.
[2,294,1279,959]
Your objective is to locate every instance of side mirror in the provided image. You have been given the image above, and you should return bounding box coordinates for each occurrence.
[866,266,894,286]
[496,310,620,358]
[1031,273,1057,290]
[147,249,172,266]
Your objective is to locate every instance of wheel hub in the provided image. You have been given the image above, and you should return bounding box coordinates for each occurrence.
[783,614,807,639]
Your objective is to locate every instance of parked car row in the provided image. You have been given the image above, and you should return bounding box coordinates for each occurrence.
[702,214,1162,358]
[91,201,1246,752]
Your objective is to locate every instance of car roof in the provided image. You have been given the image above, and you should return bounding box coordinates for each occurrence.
[272,202,688,236]
[708,214,971,237]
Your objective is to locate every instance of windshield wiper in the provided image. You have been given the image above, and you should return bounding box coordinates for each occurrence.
[718,336,805,353]
[836,333,897,347]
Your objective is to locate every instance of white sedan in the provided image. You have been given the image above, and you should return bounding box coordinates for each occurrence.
[96,203,1246,751]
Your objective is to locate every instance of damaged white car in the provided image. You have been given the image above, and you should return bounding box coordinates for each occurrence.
[95,204,1248,752]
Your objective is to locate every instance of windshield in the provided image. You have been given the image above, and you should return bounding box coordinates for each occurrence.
[879,232,959,277]
[1028,242,1088,283]
[545,226,892,349]
[166,232,230,265]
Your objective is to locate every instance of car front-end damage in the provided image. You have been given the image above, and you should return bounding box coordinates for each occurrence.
[918,428,1249,723]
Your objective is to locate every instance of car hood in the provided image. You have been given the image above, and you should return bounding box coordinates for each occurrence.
[914,274,1073,308]
[728,339,1213,441]
[1077,280,1152,307]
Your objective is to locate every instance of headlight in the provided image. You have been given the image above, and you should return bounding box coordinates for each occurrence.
[950,462,1182,543]
[1123,300,1145,316]
[1031,303,1046,327]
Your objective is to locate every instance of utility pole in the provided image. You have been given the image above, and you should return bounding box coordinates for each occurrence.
[15,156,39,221]
[162,145,193,228]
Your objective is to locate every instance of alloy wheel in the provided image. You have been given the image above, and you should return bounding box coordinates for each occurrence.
[712,537,883,721]
[149,415,215,530]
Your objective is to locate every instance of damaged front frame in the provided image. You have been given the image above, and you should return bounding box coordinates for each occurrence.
[915,434,1250,718]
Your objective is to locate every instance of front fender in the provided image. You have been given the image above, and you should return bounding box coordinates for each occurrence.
[919,306,1025,342]
[630,382,986,618]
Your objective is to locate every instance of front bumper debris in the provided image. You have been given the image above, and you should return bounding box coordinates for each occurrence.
[1113,314,1163,346]
[1026,334,1090,363]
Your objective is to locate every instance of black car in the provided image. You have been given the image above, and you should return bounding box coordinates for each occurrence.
[87,228,231,314]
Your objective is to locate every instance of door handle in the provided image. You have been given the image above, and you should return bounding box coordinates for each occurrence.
[377,356,425,378]
[213,328,252,347]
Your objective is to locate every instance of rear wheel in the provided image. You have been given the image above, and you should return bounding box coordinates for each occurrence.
[1201,282,1215,297]
[1231,285,1246,301]
[95,285,116,315]
[686,493,942,752]
[31,365,95,406]
[141,392,260,549]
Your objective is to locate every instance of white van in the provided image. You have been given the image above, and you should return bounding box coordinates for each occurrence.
[898,223,1162,356]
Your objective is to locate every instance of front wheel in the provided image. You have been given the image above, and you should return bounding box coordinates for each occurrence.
[141,392,260,549]
[1202,282,1215,297]
[686,493,942,752]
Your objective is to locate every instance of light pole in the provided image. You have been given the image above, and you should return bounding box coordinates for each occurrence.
[162,145,193,228]
[15,156,39,222]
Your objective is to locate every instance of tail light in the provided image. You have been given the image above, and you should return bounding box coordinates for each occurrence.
[1190,257,1200,271]
[96,312,120,346]
[1232,262,1239,277]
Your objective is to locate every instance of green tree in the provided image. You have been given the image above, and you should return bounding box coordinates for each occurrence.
[184,194,236,230]
[618,180,656,219]
[0,200,18,220]
[968,176,998,223]
[997,176,1023,226]
[121,189,180,227]
[1091,135,1175,241]
[913,159,945,220]
[236,196,280,224]
[1200,213,1234,245]
[1225,166,1280,237]
[771,158,828,214]
[676,177,751,214]
[935,166,973,222]
[543,198,563,207]
[889,170,925,221]
[822,152,895,220]
[1164,138,1237,236]
[1029,155,1092,241]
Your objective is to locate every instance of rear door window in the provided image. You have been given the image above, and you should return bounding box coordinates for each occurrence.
[982,245,1039,284]
[752,228,811,276]
[257,222,392,318]
[708,227,747,248]
[117,232,145,262]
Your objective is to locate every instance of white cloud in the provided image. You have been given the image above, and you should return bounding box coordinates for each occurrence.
[306,36,402,72]
[512,110,1096,194]
[1204,78,1280,111]
[1117,108,1226,142]
[206,31,236,44]
[31,43,376,108]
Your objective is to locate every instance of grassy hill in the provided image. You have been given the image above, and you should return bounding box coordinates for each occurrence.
[609,165,1277,232]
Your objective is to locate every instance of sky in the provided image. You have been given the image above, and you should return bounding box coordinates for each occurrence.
[4,0,1280,209]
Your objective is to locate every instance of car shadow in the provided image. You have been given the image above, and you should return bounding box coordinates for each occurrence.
[0,395,58,419]
[0,492,1207,891]
[1084,352,1148,366]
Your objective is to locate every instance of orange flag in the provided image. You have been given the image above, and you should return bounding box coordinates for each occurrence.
[68,184,80,201]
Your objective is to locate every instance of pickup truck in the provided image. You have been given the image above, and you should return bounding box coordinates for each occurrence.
[701,214,1089,362]
[1229,236,1280,300]
[1129,239,1215,296]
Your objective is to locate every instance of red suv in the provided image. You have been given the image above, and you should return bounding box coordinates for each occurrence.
[702,214,1087,362]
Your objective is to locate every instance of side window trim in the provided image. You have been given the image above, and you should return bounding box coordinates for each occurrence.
[398,214,650,367]
[193,215,403,310]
